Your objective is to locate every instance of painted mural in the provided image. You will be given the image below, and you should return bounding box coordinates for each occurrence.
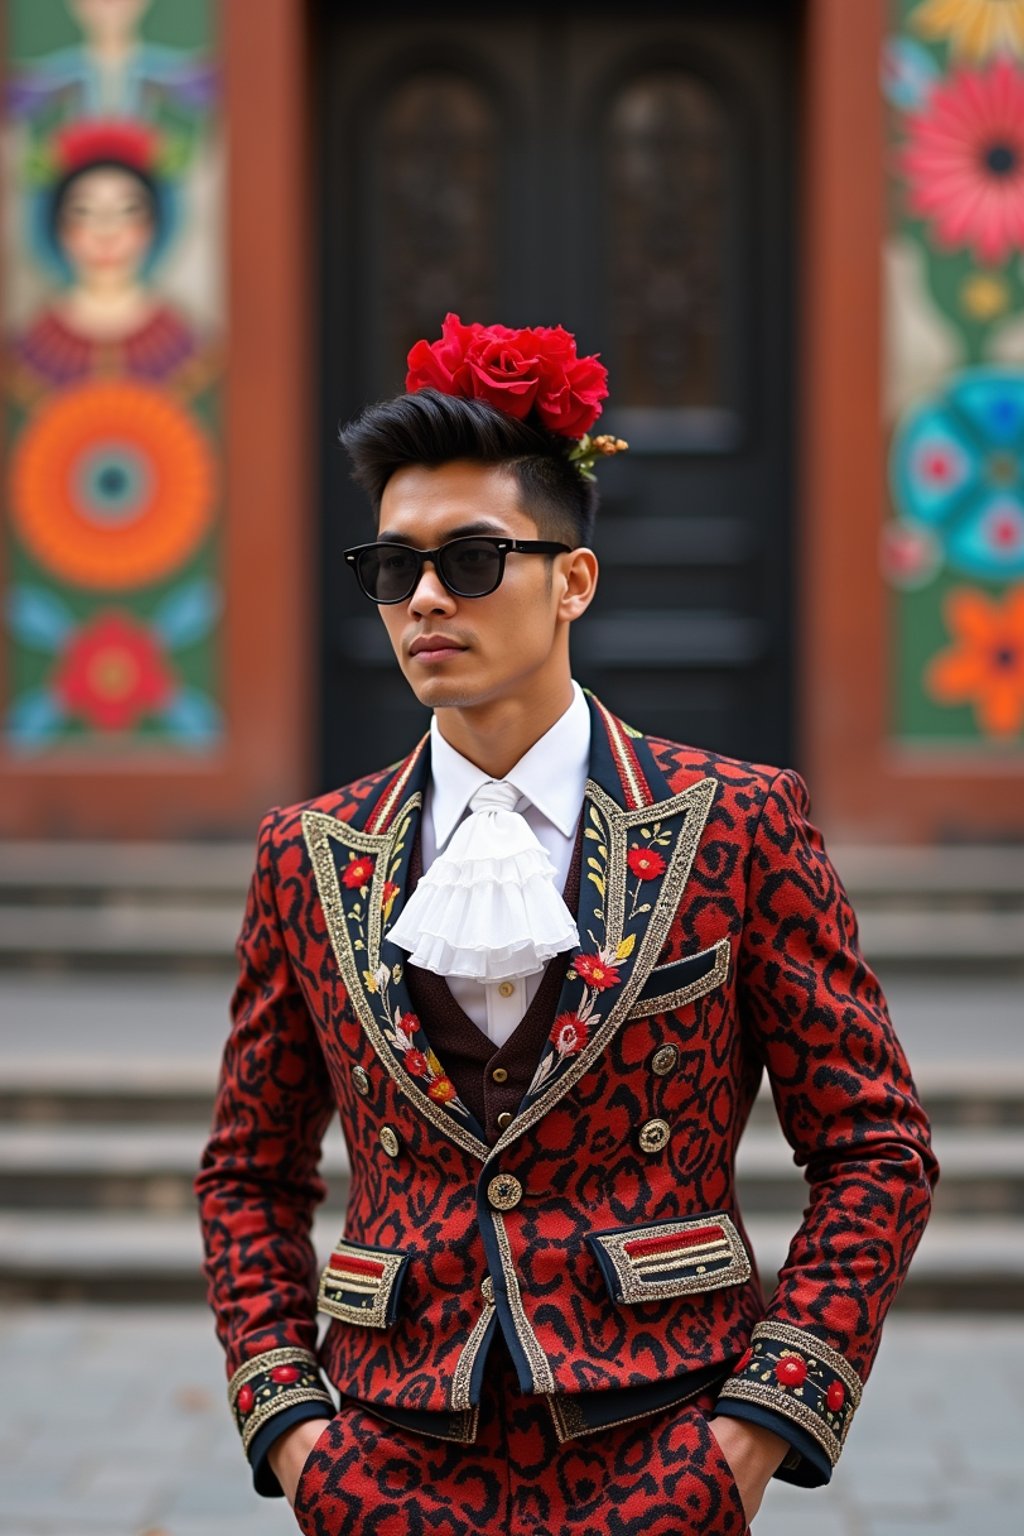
[2,0,222,753]
[884,0,1024,747]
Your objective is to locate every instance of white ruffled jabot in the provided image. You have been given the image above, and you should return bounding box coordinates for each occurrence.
[387,778,579,982]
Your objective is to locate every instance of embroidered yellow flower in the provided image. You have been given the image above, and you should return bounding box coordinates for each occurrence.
[912,0,1024,60]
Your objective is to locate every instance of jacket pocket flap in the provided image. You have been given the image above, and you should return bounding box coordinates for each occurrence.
[627,937,730,1018]
[586,1211,751,1303]
[317,1235,411,1327]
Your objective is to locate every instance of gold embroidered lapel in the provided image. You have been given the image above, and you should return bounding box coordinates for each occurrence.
[302,797,491,1164]
[483,772,717,1159]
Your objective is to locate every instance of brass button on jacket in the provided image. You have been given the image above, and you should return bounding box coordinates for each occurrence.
[351,1064,371,1096]
[650,1044,679,1077]
[496,1110,513,1130]
[491,1066,509,1083]
[487,1173,523,1209]
[379,1124,401,1158]
[638,1118,671,1154]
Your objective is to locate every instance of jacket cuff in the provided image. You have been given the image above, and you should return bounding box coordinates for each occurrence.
[711,1398,832,1488]
[248,1399,337,1498]
[714,1322,862,1478]
[229,1346,335,1475]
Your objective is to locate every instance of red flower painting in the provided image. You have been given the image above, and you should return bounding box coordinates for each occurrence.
[51,611,175,730]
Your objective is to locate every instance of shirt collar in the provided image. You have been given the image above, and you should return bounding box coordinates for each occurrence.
[428,679,591,852]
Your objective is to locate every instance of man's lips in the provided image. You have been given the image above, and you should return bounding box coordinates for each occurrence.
[409,635,468,658]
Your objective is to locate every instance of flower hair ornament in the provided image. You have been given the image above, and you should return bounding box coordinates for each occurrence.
[405,312,628,481]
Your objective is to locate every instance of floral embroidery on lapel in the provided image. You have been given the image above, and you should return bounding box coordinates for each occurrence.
[302,801,490,1160]
[523,785,712,1106]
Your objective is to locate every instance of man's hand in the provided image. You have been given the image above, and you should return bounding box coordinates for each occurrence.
[707,1414,790,1527]
[268,1416,334,1508]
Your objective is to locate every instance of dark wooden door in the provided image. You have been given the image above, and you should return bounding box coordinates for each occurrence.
[316,2,798,782]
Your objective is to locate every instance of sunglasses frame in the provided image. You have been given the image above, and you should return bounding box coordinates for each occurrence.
[343,535,573,604]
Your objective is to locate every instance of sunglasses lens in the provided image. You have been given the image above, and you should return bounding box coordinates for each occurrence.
[439,539,502,596]
[358,546,420,602]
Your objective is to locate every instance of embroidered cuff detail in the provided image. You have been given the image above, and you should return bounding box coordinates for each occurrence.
[228,1347,334,1456]
[587,1211,751,1302]
[317,1235,411,1327]
[715,1321,863,1468]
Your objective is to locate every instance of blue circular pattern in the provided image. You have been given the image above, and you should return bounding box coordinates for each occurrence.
[73,441,153,527]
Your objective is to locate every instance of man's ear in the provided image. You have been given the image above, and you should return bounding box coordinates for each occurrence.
[558,548,599,622]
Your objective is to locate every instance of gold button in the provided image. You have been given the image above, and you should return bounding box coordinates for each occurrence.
[650,1045,678,1077]
[379,1125,401,1158]
[487,1173,523,1209]
[491,1066,509,1083]
[638,1118,671,1154]
[481,1275,495,1305]
[351,1065,371,1096]
[498,981,515,998]
[496,1111,512,1130]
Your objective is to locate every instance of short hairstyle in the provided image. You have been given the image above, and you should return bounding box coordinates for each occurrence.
[338,388,598,547]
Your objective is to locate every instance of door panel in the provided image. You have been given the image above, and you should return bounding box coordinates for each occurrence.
[317,2,798,781]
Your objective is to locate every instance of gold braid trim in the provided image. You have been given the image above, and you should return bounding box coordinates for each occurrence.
[227,1346,334,1456]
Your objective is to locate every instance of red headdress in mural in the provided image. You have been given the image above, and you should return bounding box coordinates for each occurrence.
[405,312,628,478]
[54,120,160,176]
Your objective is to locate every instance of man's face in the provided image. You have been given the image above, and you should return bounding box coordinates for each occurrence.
[374,459,570,711]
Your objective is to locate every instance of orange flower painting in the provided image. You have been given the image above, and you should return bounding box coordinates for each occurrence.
[925,585,1024,737]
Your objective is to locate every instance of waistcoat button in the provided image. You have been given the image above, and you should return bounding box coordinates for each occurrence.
[379,1125,401,1158]
[496,1111,513,1130]
[491,1066,509,1083]
[487,1173,523,1209]
[351,1065,371,1096]
[650,1044,679,1076]
[638,1118,671,1153]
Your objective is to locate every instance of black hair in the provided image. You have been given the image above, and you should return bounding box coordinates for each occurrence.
[51,159,159,248]
[338,388,598,547]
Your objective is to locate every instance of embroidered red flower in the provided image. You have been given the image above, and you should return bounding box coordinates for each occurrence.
[550,1011,589,1055]
[342,856,375,889]
[627,846,667,880]
[427,1075,458,1103]
[775,1355,808,1387]
[826,1381,846,1412]
[406,312,608,437]
[397,1011,420,1038]
[574,953,621,990]
[236,1384,254,1413]
[403,1048,429,1077]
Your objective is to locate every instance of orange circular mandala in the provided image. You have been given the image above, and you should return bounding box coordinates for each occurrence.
[11,380,216,589]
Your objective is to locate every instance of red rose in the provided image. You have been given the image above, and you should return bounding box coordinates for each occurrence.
[342,856,375,889]
[574,953,621,991]
[550,1011,589,1055]
[403,1048,429,1076]
[405,313,608,438]
[627,846,667,880]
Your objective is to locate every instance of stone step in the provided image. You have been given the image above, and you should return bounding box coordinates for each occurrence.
[0,1209,1018,1307]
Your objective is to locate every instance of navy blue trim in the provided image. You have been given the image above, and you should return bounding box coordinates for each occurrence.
[476,1175,537,1392]
[711,1399,832,1488]
[562,1361,729,1433]
[633,945,722,1006]
[582,690,627,804]
[349,733,432,834]
[468,1308,500,1402]
[353,1398,475,1440]
[249,1399,336,1499]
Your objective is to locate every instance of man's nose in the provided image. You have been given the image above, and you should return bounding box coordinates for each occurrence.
[408,558,456,615]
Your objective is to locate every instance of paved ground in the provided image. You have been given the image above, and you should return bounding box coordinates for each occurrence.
[0,1306,1020,1536]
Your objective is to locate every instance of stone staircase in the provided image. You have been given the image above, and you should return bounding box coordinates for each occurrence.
[0,837,1021,1305]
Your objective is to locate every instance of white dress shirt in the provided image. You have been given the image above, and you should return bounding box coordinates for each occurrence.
[418,679,591,1048]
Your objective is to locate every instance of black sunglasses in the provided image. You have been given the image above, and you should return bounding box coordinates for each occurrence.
[343,536,572,604]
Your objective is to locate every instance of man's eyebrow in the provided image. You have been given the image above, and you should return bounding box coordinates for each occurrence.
[376,520,513,543]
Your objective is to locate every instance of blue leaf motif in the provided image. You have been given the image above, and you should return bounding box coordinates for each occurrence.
[7,587,74,651]
[152,579,222,649]
[162,687,223,745]
[6,689,64,747]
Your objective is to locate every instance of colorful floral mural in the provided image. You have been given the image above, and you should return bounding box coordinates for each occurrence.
[884,0,1024,747]
[2,0,221,753]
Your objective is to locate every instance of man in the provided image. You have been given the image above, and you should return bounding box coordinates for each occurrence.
[195,316,939,1535]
